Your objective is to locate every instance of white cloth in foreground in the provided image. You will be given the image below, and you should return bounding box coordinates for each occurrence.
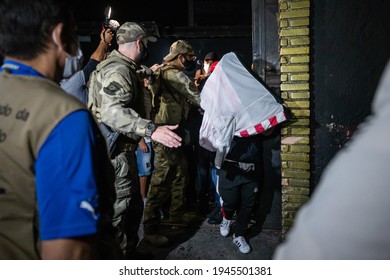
[199,52,289,168]
[274,61,390,259]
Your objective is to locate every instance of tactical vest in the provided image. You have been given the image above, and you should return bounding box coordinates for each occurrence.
[150,65,191,125]
[0,73,87,259]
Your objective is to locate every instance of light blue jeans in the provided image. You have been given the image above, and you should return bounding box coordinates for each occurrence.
[136,141,153,176]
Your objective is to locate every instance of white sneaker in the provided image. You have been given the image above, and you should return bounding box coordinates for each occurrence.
[233,235,251,254]
[220,217,231,237]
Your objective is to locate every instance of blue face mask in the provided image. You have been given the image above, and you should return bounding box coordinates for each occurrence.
[63,48,83,78]
[52,31,83,78]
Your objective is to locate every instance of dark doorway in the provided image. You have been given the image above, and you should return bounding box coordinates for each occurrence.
[252,0,282,230]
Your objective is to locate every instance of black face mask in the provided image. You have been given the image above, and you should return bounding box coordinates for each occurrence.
[140,41,148,62]
[182,57,197,71]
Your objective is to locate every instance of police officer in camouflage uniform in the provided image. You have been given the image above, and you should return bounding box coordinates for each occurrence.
[88,22,182,258]
[143,40,201,247]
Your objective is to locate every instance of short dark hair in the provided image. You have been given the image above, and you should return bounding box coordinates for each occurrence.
[204,52,219,62]
[0,0,76,60]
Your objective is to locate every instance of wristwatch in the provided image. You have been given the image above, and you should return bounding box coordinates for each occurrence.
[145,122,156,137]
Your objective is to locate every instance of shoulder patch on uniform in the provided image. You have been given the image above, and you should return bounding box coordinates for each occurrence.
[104,81,122,95]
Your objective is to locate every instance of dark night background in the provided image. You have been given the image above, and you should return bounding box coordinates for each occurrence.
[74,0,253,70]
[74,0,251,28]
[73,0,390,188]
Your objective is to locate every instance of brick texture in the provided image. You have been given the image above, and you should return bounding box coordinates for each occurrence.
[278,0,311,238]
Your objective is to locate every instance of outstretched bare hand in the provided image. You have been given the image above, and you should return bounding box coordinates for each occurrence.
[151,125,182,148]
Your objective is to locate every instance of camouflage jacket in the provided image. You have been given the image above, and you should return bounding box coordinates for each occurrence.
[88,50,151,141]
[149,64,200,125]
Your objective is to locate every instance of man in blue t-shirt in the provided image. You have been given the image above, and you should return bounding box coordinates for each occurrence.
[0,0,120,259]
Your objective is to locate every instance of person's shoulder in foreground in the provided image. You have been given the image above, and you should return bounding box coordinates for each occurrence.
[274,61,390,260]
[0,0,118,260]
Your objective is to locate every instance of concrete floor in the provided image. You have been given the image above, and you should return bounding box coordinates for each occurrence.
[136,212,282,260]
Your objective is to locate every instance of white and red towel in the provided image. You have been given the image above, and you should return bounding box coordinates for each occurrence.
[199,52,289,168]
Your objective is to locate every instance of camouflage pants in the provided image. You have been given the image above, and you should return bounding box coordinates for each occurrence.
[143,142,189,234]
[111,151,143,257]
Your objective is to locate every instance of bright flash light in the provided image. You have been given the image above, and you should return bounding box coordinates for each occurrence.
[104,6,112,19]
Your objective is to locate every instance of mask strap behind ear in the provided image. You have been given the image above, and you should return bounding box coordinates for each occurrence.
[52,29,59,48]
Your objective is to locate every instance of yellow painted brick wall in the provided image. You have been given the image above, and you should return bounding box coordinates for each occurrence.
[278,0,311,237]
